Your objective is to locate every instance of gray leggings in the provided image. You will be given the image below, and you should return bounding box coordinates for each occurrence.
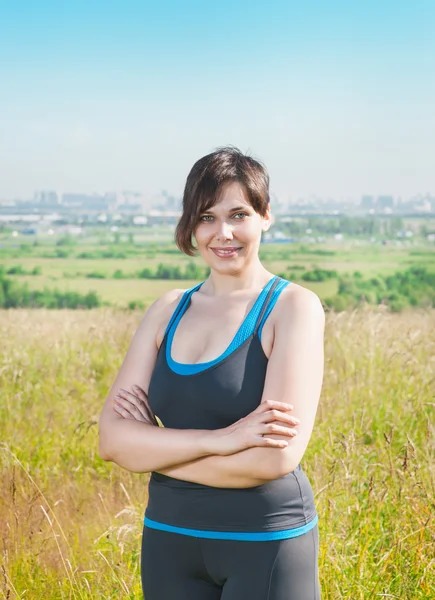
[141,524,321,599]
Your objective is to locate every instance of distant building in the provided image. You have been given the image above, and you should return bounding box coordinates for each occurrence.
[58,225,83,235]
[133,216,148,225]
[34,190,59,205]
[360,195,374,209]
[376,195,394,209]
[62,193,115,211]
[147,210,181,225]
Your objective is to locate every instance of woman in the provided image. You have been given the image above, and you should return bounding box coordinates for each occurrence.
[98,146,325,599]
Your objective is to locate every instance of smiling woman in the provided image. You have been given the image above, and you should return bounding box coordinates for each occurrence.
[174,147,271,257]
[98,145,324,599]
[193,179,271,272]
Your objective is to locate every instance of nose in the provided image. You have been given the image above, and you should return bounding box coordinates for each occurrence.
[215,219,234,242]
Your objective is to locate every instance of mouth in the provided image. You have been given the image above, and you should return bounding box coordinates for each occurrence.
[210,247,243,259]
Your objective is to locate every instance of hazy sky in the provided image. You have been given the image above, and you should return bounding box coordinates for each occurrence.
[1,0,434,200]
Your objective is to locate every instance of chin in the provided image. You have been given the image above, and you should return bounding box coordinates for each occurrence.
[213,260,245,275]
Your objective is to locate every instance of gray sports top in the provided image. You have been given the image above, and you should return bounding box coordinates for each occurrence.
[145,275,318,541]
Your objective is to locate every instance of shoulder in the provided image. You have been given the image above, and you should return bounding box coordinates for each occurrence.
[144,286,191,348]
[142,286,188,326]
[147,287,188,317]
[275,281,325,330]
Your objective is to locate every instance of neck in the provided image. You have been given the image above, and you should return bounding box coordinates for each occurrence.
[200,263,273,297]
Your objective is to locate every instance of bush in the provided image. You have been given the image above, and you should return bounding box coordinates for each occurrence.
[183,262,204,279]
[301,268,338,282]
[5,265,43,276]
[137,267,153,279]
[128,300,145,310]
[0,275,102,309]
[6,265,26,275]
[324,294,354,312]
[56,234,77,247]
[388,295,409,313]
[135,262,206,280]
[55,248,70,258]
[325,267,435,312]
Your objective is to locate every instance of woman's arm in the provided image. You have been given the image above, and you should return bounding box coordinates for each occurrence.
[156,450,281,488]
[110,384,298,479]
[98,289,221,472]
[156,285,325,486]
[99,289,297,474]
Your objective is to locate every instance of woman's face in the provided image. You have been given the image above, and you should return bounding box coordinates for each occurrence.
[193,181,271,273]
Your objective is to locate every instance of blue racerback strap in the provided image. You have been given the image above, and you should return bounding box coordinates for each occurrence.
[256,277,291,340]
[253,276,282,335]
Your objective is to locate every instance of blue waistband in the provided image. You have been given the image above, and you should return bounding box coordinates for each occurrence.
[144,514,318,541]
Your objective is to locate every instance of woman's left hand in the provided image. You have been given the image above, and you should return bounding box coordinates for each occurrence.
[113,385,159,426]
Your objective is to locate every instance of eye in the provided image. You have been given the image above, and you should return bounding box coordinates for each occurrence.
[233,212,248,219]
[199,215,214,222]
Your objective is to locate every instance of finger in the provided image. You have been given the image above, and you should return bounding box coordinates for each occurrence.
[131,384,148,401]
[131,385,159,426]
[114,400,144,421]
[114,396,147,422]
[258,400,294,412]
[120,388,152,422]
[113,402,136,420]
[263,410,300,426]
[116,387,158,426]
[259,437,289,448]
[117,390,149,421]
[131,385,156,416]
[263,423,298,437]
[115,393,158,426]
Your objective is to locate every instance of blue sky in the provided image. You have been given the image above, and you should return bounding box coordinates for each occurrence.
[0,0,434,200]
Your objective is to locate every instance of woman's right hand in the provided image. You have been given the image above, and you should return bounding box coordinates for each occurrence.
[209,400,300,456]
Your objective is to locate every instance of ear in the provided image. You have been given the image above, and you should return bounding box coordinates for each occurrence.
[262,205,272,231]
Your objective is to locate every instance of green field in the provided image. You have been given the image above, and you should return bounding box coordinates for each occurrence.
[1,234,435,597]
[1,308,434,598]
[1,239,434,306]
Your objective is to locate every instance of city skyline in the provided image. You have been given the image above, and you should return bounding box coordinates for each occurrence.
[1,1,434,200]
[4,188,434,211]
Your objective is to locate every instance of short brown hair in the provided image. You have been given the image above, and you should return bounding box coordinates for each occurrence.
[175,145,270,256]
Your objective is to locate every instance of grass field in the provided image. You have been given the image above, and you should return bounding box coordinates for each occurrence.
[1,306,434,598]
[1,241,434,306]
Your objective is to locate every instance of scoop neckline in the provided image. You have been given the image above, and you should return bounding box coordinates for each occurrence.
[167,275,279,368]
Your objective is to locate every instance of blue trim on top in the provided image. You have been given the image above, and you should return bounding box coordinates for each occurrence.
[166,276,279,375]
[163,282,204,340]
[257,279,292,340]
[144,514,318,541]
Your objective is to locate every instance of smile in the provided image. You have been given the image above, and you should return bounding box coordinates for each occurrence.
[210,247,242,258]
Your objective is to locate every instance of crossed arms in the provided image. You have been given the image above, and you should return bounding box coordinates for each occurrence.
[98,285,325,488]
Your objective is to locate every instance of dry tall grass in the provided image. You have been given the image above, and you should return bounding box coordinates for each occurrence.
[1,308,434,599]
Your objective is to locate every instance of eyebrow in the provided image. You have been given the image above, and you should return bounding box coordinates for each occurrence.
[201,205,250,214]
